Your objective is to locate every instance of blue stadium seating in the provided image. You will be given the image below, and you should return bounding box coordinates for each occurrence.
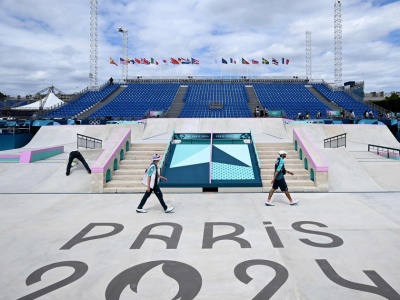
[312,83,375,118]
[45,84,119,119]
[89,83,180,119]
[253,83,332,119]
[179,84,252,118]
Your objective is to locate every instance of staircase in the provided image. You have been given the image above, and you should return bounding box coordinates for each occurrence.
[77,86,127,119]
[103,143,167,193]
[246,86,262,116]
[164,86,187,118]
[256,142,317,192]
[306,86,345,112]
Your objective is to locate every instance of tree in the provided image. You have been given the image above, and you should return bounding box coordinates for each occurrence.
[371,93,400,112]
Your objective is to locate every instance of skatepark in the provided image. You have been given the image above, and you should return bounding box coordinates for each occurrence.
[0,118,399,299]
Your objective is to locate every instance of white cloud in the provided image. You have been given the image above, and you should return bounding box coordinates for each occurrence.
[0,0,399,96]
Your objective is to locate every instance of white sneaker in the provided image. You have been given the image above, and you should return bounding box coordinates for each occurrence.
[265,201,275,206]
[165,206,174,213]
[136,208,147,213]
[290,200,299,206]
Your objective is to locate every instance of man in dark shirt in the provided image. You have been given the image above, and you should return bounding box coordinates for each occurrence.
[66,150,91,176]
[265,150,299,206]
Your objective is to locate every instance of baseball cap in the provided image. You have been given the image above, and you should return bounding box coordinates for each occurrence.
[278,150,287,155]
[152,154,161,161]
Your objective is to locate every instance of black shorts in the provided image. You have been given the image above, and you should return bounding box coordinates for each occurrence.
[273,178,288,191]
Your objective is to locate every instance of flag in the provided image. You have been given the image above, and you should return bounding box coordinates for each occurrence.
[141,58,150,65]
[262,58,269,64]
[251,59,259,65]
[272,58,279,66]
[282,58,285,64]
[222,58,228,64]
[125,58,131,64]
[130,59,135,64]
[181,57,191,64]
[171,57,180,65]
[120,57,128,65]
[135,58,141,64]
[110,58,118,66]
[191,57,199,64]
[286,59,290,65]
[151,58,159,65]
[242,58,249,65]
[230,58,236,64]
[162,59,168,64]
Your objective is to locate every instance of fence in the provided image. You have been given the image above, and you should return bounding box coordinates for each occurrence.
[324,133,347,148]
[368,144,400,158]
[77,134,102,149]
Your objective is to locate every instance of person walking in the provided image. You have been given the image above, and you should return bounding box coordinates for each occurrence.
[265,150,299,206]
[136,154,174,213]
[66,150,91,176]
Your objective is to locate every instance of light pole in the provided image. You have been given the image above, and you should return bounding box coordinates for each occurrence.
[118,27,129,82]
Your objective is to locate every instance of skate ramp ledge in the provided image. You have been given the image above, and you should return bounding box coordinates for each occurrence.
[91,128,131,193]
[293,128,329,191]
[0,146,64,163]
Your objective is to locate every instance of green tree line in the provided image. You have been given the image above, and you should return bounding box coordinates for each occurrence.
[371,93,400,112]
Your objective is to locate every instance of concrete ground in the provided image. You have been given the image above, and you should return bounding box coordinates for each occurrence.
[1,119,399,299]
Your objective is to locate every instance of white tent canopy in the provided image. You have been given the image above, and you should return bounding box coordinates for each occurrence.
[12,92,65,110]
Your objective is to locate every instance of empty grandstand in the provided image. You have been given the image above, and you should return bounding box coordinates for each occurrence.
[312,83,375,118]
[253,83,332,119]
[45,84,119,119]
[179,83,252,118]
[89,83,180,119]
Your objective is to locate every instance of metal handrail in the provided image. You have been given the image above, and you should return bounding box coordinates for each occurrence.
[77,133,102,149]
[368,144,400,158]
[324,133,347,148]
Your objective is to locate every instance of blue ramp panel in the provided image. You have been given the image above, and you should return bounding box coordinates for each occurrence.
[160,143,262,188]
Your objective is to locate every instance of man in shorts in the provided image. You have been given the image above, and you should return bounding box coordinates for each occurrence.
[265,150,299,206]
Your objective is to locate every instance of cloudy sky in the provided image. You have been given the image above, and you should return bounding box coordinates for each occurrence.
[0,0,399,96]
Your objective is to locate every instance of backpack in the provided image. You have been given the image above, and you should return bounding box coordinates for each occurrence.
[275,157,286,175]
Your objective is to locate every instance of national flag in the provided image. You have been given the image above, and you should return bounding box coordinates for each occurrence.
[262,58,269,64]
[230,58,236,64]
[222,58,228,64]
[120,57,128,65]
[282,58,285,64]
[181,57,191,64]
[141,58,150,65]
[286,59,290,65]
[125,58,131,64]
[272,58,279,66]
[242,58,249,65]
[191,57,199,64]
[151,58,159,65]
[171,57,180,65]
[110,58,118,66]
[251,59,259,65]
[162,59,168,64]
[134,58,141,64]
[130,59,135,64]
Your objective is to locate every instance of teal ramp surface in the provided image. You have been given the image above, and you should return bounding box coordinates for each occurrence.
[159,143,262,188]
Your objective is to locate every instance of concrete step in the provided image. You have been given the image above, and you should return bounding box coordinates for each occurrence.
[262,179,315,187]
[262,186,317,193]
[130,145,166,151]
[120,160,149,166]
[106,180,143,188]
[125,154,155,160]
[260,163,306,169]
[261,174,310,180]
[113,174,143,180]
[259,159,302,164]
[260,169,309,176]
[258,154,299,159]
[119,164,148,170]
[257,150,297,155]
[104,187,145,193]
[114,169,145,175]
